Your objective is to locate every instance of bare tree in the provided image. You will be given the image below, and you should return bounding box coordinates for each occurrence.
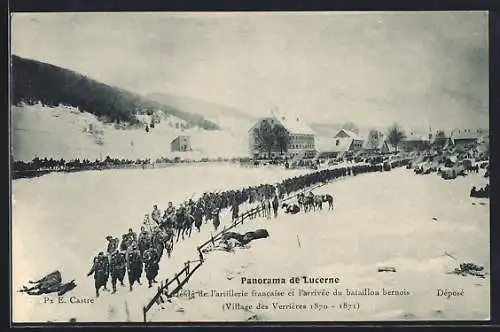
[366,129,381,150]
[387,123,406,152]
[253,121,277,159]
[274,124,290,155]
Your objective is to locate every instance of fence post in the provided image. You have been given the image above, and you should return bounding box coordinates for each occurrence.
[185,261,190,276]
[143,306,147,323]
[198,247,204,262]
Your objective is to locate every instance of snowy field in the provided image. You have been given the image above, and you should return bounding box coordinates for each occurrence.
[12,165,489,322]
[12,164,310,322]
[150,168,490,322]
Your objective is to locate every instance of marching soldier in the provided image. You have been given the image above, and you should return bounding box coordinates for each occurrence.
[109,250,127,294]
[87,252,110,297]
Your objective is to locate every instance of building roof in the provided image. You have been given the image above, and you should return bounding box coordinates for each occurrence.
[248,116,315,135]
[430,135,452,145]
[171,135,190,143]
[277,117,315,135]
[450,130,481,140]
[403,132,430,142]
[334,128,363,141]
[316,136,352,153]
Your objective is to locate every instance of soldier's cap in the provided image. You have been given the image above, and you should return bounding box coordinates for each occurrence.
[128,228,133,232]
[98,252,104,256]
[105,235,112,240]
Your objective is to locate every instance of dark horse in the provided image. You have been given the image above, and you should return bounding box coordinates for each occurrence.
[319,194,334,210]
[298,193,334,212]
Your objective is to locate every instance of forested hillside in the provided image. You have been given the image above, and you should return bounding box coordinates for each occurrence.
[11,55,219,130]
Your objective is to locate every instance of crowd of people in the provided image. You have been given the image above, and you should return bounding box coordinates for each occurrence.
[13,157,153,178]
[86,159,410,298]
[13,156,254,179]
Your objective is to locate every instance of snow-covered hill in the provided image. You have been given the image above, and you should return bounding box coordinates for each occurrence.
[11,103,251,162]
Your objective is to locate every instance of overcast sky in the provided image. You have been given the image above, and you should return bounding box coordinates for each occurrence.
[11,11,489,131]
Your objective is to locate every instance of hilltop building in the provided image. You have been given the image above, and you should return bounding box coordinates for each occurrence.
[171,135,191,152]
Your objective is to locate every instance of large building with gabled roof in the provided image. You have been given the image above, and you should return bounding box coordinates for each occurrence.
[248,116,316,159]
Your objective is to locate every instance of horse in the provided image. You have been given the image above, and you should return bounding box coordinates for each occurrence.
[313,195,324,211]
[321,194,334,210]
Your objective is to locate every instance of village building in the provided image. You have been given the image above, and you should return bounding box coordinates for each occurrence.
[248,116,316,159]
[399,132,430,152]
[170,135,191,152]
[334,128,364,151]
[315,137,346,159]
[314,129,365,160]
[450,129,481,152]
[363,139,393,154]
[361,131,394,154]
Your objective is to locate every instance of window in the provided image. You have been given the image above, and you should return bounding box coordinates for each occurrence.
[336,139,340,146]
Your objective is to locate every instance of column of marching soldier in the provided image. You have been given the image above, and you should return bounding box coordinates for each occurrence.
[87,162,395,297]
